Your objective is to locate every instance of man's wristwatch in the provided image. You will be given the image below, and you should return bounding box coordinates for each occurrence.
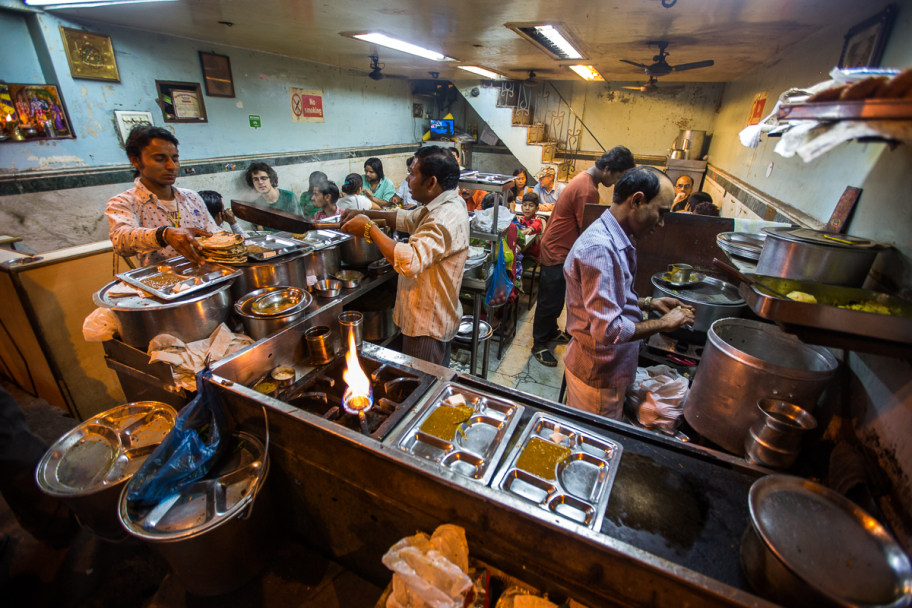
[155,226,170,248]
[643,296,653,312]
[364,220,377,243]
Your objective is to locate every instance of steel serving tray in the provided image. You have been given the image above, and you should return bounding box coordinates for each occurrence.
[299,229,352,250]
[492,412,623,530]
[244,233,311,261]
[116,256,241,300]
[395,382,525,485]
[740,274,912,356]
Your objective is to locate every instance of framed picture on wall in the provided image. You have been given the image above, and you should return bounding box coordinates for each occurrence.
[155,80,208,123]
[114,110,154,143]
[0,83,75,143]
[199,51,235,98]
[838,4,897,69]
[59,26,120,82]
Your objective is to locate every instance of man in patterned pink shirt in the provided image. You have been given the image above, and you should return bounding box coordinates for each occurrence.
[105,126,218,267]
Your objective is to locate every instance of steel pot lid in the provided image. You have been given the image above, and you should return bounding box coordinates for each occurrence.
[250,287,308,317]
[749,475,912,607]
[652,274,745,306]
[94,280,234,311]
[119,432,267,541]
[235,286,312,319]
[762,227,885,250]
[37,402,177,497]
[455,315,493,342]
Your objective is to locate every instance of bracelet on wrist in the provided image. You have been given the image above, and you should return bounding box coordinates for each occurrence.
[155,226,169,248]
[364,220,376,244]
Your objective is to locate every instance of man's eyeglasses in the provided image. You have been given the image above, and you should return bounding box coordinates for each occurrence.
[252,176,271,183]
[675,183,692,189]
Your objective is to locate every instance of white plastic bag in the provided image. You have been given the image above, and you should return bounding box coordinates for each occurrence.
[382,524,472,608]
[625,365,689,433]
[148,324,254,391]
[82,307,120,342]
[471,205,513,234]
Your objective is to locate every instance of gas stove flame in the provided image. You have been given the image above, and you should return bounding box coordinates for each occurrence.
[342,331,372,415]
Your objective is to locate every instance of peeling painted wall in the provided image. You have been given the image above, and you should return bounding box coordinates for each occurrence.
[0,10,418,172]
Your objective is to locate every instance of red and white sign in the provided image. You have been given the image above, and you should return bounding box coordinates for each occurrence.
[289,87,324,123]
[746,91,768,126]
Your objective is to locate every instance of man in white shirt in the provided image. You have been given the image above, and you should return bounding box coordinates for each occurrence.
[532,166,565,211]
[105,126,217,266]
[339,146,469,366]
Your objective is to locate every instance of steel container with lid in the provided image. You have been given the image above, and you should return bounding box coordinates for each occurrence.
[36,402,177,541]
[757,227,882,287]
[651,274,746,333]
[234,286,313,341]
[119,431,274,596]
[684,318,838,455]
[229,252,310,301]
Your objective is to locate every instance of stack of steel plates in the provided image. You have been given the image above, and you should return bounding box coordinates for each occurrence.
[717,232,765,261]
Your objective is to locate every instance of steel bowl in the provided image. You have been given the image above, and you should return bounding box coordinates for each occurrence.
[368,258,392,276]
[334,270,364,289]
[314,279,341,298]
[340,226,390,267]
[234,287,313,341]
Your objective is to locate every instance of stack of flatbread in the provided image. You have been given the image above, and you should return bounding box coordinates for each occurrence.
[197,231,248,264]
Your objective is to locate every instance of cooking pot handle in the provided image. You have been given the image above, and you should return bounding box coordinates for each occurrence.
[238,405,270,521]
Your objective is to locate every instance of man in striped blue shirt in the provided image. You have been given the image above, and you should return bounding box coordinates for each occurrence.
[563,167,695,419]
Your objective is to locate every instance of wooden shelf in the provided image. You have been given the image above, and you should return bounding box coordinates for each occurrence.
[778,99,912,121]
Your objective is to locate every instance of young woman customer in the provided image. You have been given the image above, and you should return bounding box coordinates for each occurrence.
[361,157,396,207]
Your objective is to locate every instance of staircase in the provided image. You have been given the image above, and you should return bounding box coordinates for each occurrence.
[455,80,596,183]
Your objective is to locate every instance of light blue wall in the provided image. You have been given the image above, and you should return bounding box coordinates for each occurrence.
[0,10,418,171]
[0,10,43,83]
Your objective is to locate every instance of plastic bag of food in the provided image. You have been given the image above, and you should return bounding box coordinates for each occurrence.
[625,365,689,433]
[485,240,513,308]
[382,524,472,608]
[471,205,513,234]
[82,307,120,342]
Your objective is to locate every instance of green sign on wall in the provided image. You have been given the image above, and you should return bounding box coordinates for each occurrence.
[248,115,262,129]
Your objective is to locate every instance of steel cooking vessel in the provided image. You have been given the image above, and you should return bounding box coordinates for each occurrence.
[683,318,838,455]
[651,274,746,333]
[340,226,390,267]
[757,227,880,287]
[94,280,234,350]
[230,253,309,300]
[235,287,313,341]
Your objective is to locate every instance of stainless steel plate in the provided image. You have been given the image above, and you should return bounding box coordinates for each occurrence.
[491,413,623,530]
[454,316,493,343]
[395,382,524,485]
[116,256,241,300]
[299,229,353,250]
[244,233,310,261]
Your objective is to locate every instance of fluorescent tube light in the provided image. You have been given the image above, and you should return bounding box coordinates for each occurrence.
[569,65,604,81]
[353,33,454,62]
[457,66,504,80]
[26,0,177,6]
[535,25,582,60]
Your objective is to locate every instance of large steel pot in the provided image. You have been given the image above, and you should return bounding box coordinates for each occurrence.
[36,402,177,541]
[651,274,746,333]
[230,253,308,300]
[340,226,390,267]
[120,432,275,596]
[235,287,313,341]
[302,244,341,281]
[362,308,396,342]
[683,318,838,455]
[95,280,234,350]
[757,227,879,287]
[740,475,912,608]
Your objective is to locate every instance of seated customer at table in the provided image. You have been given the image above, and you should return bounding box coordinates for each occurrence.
[390,156,418,208]
[693,200,721,217]
[338,174,379,211]
[532,166,564,211]
[199,190,247,238]
[106,125,217,266]
[299,171,328,219]
[511,168,534,203]
[312,181,340,221]
[460,187,486,212]
[361,157,396,207]
[516,193,543,261]
[673,191,712,213]
[673,175,694,210]
[243,161,301,232]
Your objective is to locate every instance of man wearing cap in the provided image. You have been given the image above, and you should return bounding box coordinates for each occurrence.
[532,166,564,211]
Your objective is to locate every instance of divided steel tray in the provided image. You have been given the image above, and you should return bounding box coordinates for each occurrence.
[244,233,312,261]
[395,382,524,485]
[116,256,241,300]
[299,229,352,250]
[741,274,912,357]
[492,413,623,530]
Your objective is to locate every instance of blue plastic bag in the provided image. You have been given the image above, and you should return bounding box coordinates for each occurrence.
[126,368,228,506]
[485,240,513,308]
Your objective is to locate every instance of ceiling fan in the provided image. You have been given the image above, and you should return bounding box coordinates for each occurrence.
[367,54,408,81]
[622,75,685,94]
[619,41,714,77]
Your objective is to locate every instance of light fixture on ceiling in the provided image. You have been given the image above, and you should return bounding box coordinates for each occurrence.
[350,33,455,62]
[535,26,582,59]
[456,66,505,80]
[24,0,177,6]
[506,22,587,61]
[569,65,604,81]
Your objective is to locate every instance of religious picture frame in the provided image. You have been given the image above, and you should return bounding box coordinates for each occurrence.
[838,4,897,69]
[199,51,235,98]
[0,83,76,142]
[155,80,208,123]
[59,26,120,82]
[114,110,154,143]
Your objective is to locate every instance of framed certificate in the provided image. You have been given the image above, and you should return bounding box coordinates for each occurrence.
[199,51,235,98]
[155,80,208,123]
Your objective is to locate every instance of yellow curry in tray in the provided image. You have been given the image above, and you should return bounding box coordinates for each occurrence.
[515,437,572,481]
[420,404,474,442]
[786,291,896,316]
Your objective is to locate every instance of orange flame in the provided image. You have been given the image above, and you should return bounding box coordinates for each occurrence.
[342,331,371,413]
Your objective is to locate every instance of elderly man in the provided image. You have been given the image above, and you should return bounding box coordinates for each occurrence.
[339,146,468,366]
[532,166,564,211]
[106,125,218,266]
[531,146,636,367]
[563,167,695,419]
[673,175,694,210]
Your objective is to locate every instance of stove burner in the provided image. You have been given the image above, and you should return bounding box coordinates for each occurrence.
[275,352,436,440]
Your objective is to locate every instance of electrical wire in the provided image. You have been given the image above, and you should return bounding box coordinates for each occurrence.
[0,315,37,397]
